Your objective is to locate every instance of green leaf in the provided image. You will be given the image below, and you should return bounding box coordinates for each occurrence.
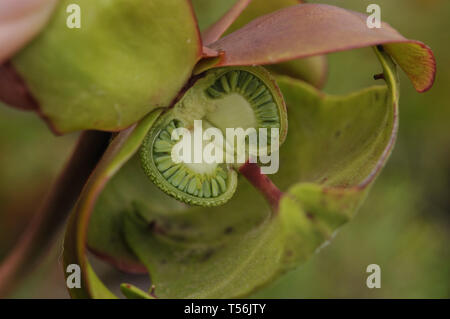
[85,264,118,299]
[82,48,400,298]
[10,0,201,133]
[63,109,163,298]
[122,191,281,298]
[206,3,435,93]
[120,283,155,299]
[87,155,186,273]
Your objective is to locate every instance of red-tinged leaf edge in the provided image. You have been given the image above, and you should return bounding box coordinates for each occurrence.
[383,42,435,93]
[284,46,400,209]
[205,3,436,93]
[207,0,328,89]
[202,0,253,46]
[348,46,399,190]
[64,48,399,297]
[187,0,205,60]
[202,46,220,58]
[0,61,66,134]
[0,131,110,297]
[1,0,204,135]
[63,110,163,298]
[240,46,400,216]
[88,246,147,275]
[0,62,38,111]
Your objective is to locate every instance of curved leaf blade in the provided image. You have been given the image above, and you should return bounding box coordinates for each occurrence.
[87,154,186,274]
[123,193,280,298]
[0,0,58,63]
[63,109,163,298]
[86,48,401,298]
[383,42,435,93]
[194,0,328,88]
[120,283,155,299]
[221,0,328,88]
[276,48,399,270]
[0,62,39,111]
[207,3,435,92]
[8,0,202,133]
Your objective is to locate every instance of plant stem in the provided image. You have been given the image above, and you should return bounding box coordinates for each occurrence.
[239,162,283,212]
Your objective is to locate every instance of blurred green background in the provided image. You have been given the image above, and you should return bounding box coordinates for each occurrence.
[1,0,448,298]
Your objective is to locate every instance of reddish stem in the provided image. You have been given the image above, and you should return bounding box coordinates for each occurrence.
[239,162,283,212]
